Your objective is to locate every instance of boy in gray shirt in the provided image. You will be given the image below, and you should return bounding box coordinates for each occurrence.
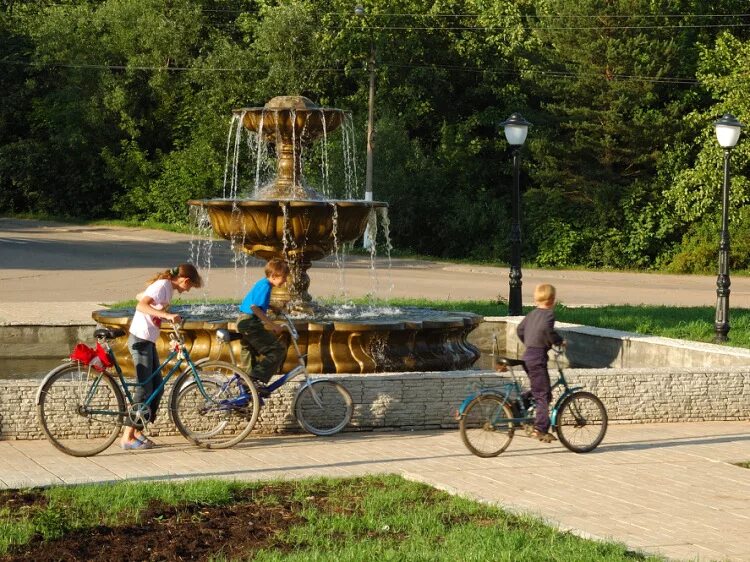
[516,283,564,442]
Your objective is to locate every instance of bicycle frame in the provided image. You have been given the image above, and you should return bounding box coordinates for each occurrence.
[205,313,332,407]
[458,347,583,427]
[82,324,217,419]
[267,314,327,405]
[548,359,583,427]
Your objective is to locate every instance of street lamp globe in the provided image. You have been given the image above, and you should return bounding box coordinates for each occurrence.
[500,113,531,147]
[354,5,364,16]
[714,114,744,148]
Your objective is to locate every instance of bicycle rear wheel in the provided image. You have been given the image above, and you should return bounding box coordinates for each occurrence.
[37,362,124,457]
[459,394,515,457]
[555,391,608,453]
[294,380,353,436]
[170,361,259,449]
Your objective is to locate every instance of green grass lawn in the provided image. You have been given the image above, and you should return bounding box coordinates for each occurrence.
[110,296,750,349]
[0,476,660,561]
[342,298,750,348]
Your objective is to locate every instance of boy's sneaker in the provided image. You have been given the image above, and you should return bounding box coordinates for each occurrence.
[247,375,272,398]
[255,383,271,398]
[531,429,557,443]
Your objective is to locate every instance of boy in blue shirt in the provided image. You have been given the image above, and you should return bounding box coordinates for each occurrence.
[237,258,290,384]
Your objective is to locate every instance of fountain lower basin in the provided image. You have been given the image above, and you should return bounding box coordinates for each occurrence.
[91,305,482,375]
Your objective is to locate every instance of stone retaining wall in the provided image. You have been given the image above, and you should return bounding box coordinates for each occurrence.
[2,366,748,441]
[473,316,750,368]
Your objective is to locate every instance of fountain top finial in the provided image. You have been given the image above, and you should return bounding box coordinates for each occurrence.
[264,96,320,111]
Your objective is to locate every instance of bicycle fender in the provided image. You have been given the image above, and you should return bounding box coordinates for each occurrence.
[457,390,504,416]
[292,377,333,404]
[550,388,584,427]
[35,361,110,405]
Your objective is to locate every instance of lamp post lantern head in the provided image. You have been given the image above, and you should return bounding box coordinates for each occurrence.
[500,112,531,146]
[714,114,744,148]
[354,5,364,16]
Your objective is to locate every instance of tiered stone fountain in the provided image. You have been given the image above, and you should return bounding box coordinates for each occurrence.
[93,96,480,374]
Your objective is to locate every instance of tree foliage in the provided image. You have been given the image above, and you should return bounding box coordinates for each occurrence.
[1,0,749,272]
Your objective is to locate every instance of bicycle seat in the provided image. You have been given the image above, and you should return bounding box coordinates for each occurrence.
[495,357,525,368]
[215,329,243,344]
[94,328,127,340]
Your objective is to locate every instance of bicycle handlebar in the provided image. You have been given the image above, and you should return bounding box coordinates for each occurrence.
[165,319,186,345]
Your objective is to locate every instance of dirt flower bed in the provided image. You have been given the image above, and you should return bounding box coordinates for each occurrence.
[0,485,312,562]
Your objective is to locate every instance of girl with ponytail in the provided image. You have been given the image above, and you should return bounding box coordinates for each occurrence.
[121,263,203,450]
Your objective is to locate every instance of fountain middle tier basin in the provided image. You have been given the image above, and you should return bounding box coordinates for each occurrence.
[92,305,482,375]
[189,199,387,261]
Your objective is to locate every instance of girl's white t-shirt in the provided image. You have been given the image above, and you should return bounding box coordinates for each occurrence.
[129,279,173,343]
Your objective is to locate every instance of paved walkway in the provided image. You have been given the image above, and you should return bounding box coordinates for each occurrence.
[2,421,749,561]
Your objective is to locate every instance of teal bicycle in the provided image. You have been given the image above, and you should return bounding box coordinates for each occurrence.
[36,322,260,457]
[458,346,607,457]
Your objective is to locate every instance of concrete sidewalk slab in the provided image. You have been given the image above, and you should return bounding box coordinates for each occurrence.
[1,421,749,561]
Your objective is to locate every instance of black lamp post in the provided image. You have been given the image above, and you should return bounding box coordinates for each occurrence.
[499,113,531,316]
[355,5,377,248]
[713,113,744,342]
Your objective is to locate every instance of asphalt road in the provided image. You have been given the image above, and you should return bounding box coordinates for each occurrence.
[1,217,748,324]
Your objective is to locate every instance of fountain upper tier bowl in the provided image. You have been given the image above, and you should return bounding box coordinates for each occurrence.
[237,95,346,147]
[189,198,387,262]
[226,95,372,201]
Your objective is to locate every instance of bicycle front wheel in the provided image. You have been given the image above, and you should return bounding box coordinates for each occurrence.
[555,391,608,453]
[459,394,515,457]
[37,362,124,457]
[294,380,353,436]
[170,361,260,449]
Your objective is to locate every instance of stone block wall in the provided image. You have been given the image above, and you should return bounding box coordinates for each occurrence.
[2,367,748,441]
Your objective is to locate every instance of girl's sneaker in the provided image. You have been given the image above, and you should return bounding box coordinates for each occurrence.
[121,439,153,450]
[136,435,156,448]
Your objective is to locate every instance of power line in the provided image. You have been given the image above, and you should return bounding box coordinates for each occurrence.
[0,59,347,73]
[361,22,750,31]
[387,63,700,84]
[15,3,750,18]
[5,5,750,30]
[0,57,702,84]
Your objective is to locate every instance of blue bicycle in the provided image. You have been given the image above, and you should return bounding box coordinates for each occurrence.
[458,346,607,456]
[195,313,353,437]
